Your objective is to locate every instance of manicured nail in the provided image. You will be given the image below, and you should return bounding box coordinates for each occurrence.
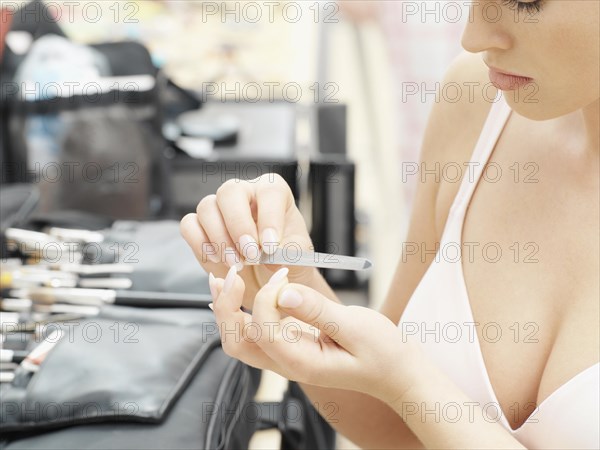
[208,272,217,299]
[278,288,303,308]
[223,265,237,294]
[267,267,289,286]
[208,302,214,311]
[239,234,261,262]
[224,247,243,271]
[261,228,279,255]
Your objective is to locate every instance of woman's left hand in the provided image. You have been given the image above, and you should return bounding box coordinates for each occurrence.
[210,266,421,404]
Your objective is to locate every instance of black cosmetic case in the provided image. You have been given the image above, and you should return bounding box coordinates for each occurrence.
[0,306,261,449]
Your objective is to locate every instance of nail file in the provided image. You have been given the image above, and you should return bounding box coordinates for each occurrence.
[246,248,372,271]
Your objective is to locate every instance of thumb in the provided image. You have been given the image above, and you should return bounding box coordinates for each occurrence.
[276,283,354,351]
[213,266,246,314]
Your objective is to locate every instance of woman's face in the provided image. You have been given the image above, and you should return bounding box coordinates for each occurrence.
[461,0,600,120]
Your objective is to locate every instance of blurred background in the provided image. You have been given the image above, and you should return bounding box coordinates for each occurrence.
[1,1,466,448]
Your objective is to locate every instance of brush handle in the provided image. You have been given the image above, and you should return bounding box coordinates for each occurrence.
[113,291,213,308]
[0,349,28,363]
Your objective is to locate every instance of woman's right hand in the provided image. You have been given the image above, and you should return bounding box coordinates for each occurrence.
[180,173,316,310]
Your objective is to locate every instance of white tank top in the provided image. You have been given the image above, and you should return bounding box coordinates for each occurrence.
[397,94,600,449]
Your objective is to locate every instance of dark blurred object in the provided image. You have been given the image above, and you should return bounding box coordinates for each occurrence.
[0,184,39,230]
[168,101,298,217]
[177,108,239,148]
[170,157,299,218]
[2,35,171,219]
[174,101,295,156]
[256,381,337,450]
[54,105,154,218]
[1,0,66,186]
[26,210,114,231]
[0,0,175,219]
[103,220,209,294]
[309,156,357,288]
[282,382,337,450]
[0,0,66,81]
[317,104,347,155]
[160,78,202,124]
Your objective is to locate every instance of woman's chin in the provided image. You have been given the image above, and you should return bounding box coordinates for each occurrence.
[503,96,556,121]
[502,91,596,122]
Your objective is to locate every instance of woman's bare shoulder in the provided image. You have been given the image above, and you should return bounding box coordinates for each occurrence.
[421,51,497,166]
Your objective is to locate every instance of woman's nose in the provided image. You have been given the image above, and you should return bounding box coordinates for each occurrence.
[461,1,512,53]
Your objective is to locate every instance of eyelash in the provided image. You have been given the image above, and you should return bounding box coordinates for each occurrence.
[502,0,543,14]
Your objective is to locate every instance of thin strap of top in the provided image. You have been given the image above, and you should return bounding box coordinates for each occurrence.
[449,93,513,221]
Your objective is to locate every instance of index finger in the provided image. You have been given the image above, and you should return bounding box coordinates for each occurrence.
[254,174,295,255]
[215,179,261,262]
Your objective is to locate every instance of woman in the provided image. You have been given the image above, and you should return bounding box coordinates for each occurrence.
[180,1,599,448]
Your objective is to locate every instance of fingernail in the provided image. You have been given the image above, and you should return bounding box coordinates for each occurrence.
[278,288,303,308]
[261,228,279,255]
[208,302,214,311]
[223,265,237,294]
[267,267,289,286]
[208,272,217,299]
[239,234,261,262]
[224,247,243,270]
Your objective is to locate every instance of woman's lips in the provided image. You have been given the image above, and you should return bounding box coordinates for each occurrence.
[488,67,533,91]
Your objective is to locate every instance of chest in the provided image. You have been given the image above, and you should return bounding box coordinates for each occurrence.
[437,116,599,430]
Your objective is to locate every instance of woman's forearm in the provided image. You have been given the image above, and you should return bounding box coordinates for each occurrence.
[388,356,526,449]
[294,269,423,449]
[296,384,423,449]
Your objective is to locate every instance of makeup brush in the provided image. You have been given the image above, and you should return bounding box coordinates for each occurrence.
[0,298,100,317]
[10,329,64,388]
[3,287,212,308]
[0,371,15,383]
[0,349,28,363]
[1,270,132,290]
[38,263,134,275]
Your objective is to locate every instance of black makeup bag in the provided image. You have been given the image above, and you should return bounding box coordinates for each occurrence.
[0,306,261,449]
